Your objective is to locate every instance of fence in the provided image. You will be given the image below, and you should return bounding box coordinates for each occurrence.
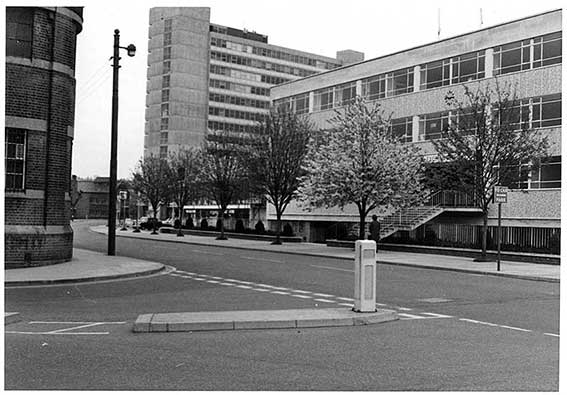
[383,223,560,255]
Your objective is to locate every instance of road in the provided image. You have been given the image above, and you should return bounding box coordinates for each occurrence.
[4,220,559,390]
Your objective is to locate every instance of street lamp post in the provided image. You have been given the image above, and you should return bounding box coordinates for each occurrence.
[107,29,136,256]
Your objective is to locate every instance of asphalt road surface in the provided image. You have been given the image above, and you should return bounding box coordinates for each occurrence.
[4,220,559,390]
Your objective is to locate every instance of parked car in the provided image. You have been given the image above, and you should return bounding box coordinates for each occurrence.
[139,216,162,230]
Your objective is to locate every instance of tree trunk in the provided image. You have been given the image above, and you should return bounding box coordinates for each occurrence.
[481,211,488,259]
[358,213,367,241]
[151,204,158,235]
[272,210,282,245]
[217,208,227,240]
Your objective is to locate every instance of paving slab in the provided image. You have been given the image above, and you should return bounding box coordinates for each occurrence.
[133,308,398,333]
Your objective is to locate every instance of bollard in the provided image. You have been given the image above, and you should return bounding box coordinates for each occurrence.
[353,240,377,312]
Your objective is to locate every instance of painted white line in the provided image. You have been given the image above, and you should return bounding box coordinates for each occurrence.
[375,303,387,307]
[499,325,532,333]
[230,280,254,285]
[421,312,453,318]
[235,285,253,289]
[544,333,560,337]
[271,291,290,295]
[336,297,354,301]
[192,278,206,281]
[251,288,272,292]
[28,321,126,325]
[398,313,428,320]
[47,323,103,334]
[206,280,220,284]
[397,307,413,311]
[209,276,223,280]
[6,331,110,335]
[218,282,234,286]
[254,284,288,290]
[291,290,312,294]
[314,298,336,304]
[312,293,334,297]
[310,265,353,273]
[291,294,313,299]
[338,303,354,307]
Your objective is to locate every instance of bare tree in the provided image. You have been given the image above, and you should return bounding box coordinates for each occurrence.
[248,110,312,244]
[167,148,201,235]
[199,130,249,240]
[433,81,549,260]
[131,155,170,234]
[301,96,426,240]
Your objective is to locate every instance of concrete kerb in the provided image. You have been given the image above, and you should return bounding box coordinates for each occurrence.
[133,308,398,333]
[94,227,559,284]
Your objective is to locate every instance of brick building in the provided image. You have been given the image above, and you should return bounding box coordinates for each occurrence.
[5,7,83,267]
[271,9,561,251]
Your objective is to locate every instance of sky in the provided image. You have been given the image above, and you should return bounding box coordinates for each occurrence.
[15,0,565,179]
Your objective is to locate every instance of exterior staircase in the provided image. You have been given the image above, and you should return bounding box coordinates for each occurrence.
[379,190,478,239]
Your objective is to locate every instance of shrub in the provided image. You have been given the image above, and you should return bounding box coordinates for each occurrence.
[282,223,294,236]
[255,220,265,234]
[235,219,245,233]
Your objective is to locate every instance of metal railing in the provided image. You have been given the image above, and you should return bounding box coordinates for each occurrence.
[427,190,477,208]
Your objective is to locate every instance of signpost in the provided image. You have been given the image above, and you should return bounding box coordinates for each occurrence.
[493,186,508,271]
[119,190,128,231]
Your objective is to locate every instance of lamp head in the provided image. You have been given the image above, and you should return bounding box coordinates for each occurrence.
[126,44,136,57]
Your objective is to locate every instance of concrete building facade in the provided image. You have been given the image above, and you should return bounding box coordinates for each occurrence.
[271,10,561,247]
[5,7,83,267]
[145,7,359,159]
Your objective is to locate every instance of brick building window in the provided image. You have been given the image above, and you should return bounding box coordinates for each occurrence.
[6,7,33,58]
[5,128,27,191]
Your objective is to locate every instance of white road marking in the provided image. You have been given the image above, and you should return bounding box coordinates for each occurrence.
[312,293,334,297]
[314,298,336,304]
[251,288,272,292]
[47,323,104,334]
[235,285,252,289]
[6,331,110,335]
[271,291,290,295]
[421,312,453,318]
[499,325,532,333]
[291,290,312,294]
[544,333,559,337]
[291,294,312,299]
[399,313,429,320]
[28,321,126,325]
[337,297,354,301]
[338,303,354,307]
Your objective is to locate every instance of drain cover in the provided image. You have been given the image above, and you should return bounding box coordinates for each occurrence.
[419,298,452,303]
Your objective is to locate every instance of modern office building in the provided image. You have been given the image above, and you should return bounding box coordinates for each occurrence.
[145,7,362,159]
[271,9,561,249]
[5,7,83,267]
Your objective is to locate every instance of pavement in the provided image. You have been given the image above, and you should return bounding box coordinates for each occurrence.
[5,224,560,332]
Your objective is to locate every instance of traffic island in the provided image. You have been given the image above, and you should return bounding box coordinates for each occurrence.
[133,308,398,333]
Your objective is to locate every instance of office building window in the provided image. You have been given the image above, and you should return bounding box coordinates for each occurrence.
[532,94,561,128]
[493,32,562,76]
[313,87,334,111]
[163,47,171,60]
[390,117,413,143]
[162,75,170,88]
[387,68,414,96]
[161,103,169,117]
[418,111,452,140]
[6,7,33,58]
[292,93,310,114]
[275,98,291,113]
[335,82,357,106]
[361,75,386,101]
[161,89,169,102]
[533,32,562,67]
[531,156,561,189]
[159,146,168,159]
[163,60,171,74]
[160,118,169,130]
[163,32,172,46]
[420,59,451,89]
[164,18,172,32]
[160,132,168,145]
[451,51,485,83]
[5,128,26,191]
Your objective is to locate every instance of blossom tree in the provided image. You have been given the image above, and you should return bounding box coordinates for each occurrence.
[301,96,426,240]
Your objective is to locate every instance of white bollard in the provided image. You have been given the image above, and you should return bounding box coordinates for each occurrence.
[353,240,377,312]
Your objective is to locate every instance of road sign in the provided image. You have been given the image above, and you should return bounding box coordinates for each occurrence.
[494,186,508,204]
[119,190,128,200]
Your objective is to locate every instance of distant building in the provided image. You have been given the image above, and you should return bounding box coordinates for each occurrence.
[144,7,361,158]
[73,177,110,219]
[271,9,561,250]
[5,7,83,267]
